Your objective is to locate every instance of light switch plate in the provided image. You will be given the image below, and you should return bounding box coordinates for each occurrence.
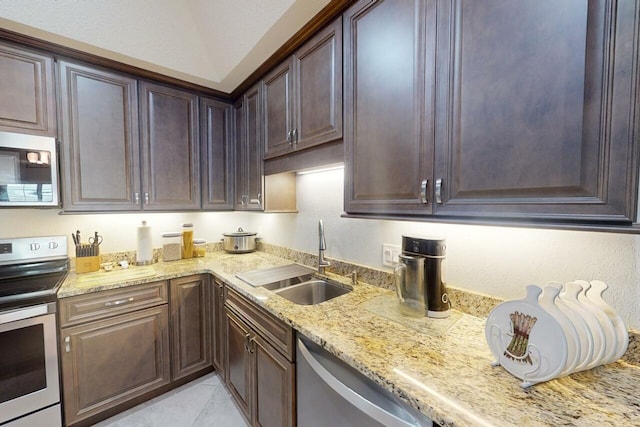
[382,244,401,266]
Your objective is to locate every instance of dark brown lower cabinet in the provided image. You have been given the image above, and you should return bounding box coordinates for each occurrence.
[225,309,253,419]
[170,275,211,380]
[224,288,295,427]
[253,333,294,427]
[60,277,215,426]
[60,305,170,426]
[212,278,226,376]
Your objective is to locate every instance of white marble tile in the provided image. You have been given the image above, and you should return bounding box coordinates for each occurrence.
[94,374,231,427]
[192,392,249,427]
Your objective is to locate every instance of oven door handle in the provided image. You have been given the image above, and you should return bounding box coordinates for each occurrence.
[0,302,55,324]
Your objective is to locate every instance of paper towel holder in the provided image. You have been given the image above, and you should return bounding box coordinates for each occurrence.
[135,220,157,266]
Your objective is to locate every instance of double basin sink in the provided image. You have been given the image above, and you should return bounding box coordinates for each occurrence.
[236,264,351,305]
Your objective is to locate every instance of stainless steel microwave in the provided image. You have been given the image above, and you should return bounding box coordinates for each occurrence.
[0,131,59,207]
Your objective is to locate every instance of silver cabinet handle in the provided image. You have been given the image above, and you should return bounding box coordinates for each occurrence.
[65,336,71,353]
[144,192,150,205]
[420,180,428,204]
[287,130,293,146]
[104,297,134,307]
[240,195,247,206]
[244,333,251,352]
[249,193,261,205]
[134,192,140,204]
[435,178,443,204]
[293,128,298,146]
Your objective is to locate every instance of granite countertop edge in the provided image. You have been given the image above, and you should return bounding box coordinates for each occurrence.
[57,251,640,427]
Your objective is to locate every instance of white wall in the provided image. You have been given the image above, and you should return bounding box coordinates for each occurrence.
[0,210,255,254]
[2,168,639,329]
[255,169,640,330]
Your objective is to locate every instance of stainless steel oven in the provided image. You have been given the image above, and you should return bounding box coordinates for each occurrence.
[0,131,59,207]
[0,236,67,426]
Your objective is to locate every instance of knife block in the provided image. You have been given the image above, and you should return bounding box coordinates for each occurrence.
[76,256,100,273]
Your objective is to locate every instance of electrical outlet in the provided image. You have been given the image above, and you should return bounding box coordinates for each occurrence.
[382,244,401,266]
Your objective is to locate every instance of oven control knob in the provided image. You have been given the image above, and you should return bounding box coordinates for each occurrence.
[30,243,41,251]
[49,242,58,249]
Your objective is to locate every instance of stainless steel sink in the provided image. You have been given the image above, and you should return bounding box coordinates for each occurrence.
[273,279,351,305]
[261,274,313,290]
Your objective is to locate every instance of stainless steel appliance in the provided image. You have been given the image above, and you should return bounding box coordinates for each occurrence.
[401,236,451,318]
[222,227,258,253]
[0,236,67,426]
[0,131,59,206]
[394,254,426,316]
[296,334,432,427]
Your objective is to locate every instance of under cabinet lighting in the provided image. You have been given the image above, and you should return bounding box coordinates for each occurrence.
[296,164,344,175]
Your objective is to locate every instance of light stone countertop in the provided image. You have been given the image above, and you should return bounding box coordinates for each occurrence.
[58,251,640,427]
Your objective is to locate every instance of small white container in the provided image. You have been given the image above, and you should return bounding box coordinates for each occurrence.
[162,232,182,262]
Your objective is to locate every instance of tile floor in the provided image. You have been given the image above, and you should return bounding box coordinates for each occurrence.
[93,373,249,427]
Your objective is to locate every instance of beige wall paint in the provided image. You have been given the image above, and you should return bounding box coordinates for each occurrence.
[2,169,638,330]
[0,0,330,92]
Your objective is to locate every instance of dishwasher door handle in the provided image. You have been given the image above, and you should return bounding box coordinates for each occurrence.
[297,339,420,427]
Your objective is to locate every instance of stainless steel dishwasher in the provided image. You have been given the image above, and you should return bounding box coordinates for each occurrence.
[297,335,433,427]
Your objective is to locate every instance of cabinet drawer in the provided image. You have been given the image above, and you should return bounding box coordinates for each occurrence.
[225,287,294,361]
[59,281,168,327]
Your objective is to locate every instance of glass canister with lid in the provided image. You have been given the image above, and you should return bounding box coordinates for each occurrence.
[162,232,182,261]
[193,239,207,257]
[182,223,194,259]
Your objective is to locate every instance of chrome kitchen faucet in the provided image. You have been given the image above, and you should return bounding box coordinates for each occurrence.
[318,220,330,274]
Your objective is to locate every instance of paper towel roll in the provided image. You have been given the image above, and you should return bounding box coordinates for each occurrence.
[136,220,153,264]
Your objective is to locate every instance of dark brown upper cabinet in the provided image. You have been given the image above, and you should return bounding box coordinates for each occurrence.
[234,83,264,210]
[432,0,640,223]
[344,0,435,215]
[58,60,141,211]
[200,97,234,210]
[0,41,56,137]
[140,81,201,210]
[263,17,343,160]
[345,0,640,224]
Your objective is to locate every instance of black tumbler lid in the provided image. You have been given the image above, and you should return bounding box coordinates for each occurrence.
[401,235,446,256]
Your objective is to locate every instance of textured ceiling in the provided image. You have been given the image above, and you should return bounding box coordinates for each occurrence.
[0,0,331,93]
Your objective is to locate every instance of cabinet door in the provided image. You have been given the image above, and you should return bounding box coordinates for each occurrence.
[58,60,141,211]
[201,97,234,210]
[433,0,639,222]
[60,306,170,426]
[170,275,211,380]
[252,334,295,427]
[0,41,55,136]
[225,309,252,421]
[234,99,247,209]
[235,83,264,210]
[263,59,294,160]
[212,279,225,376]
[294,16,343,151]
[140,81,200,210]
[344,0,436,215]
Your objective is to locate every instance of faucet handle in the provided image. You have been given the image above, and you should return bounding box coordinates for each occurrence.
[349,271,357,286]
